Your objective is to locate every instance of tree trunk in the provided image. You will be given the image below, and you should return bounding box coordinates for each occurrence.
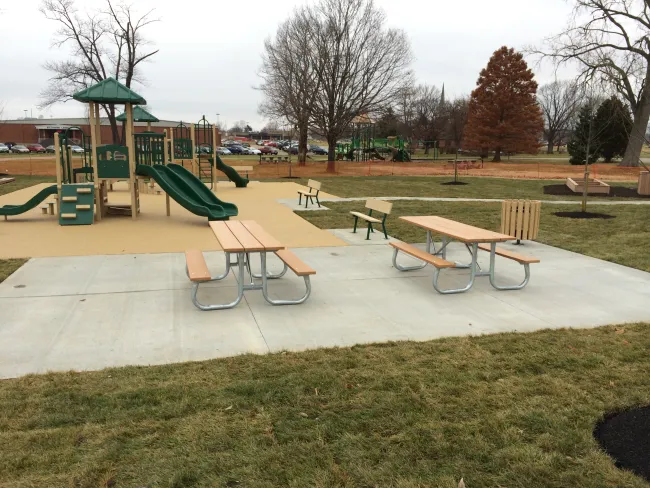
[326,133,337,173]
[297,125,308,166]
[621,80,650,166]
[492,147,501,162]
[105,104,120,144]
[547,140,554,154]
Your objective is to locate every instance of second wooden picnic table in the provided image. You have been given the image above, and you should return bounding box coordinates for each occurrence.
[394,216,528,294]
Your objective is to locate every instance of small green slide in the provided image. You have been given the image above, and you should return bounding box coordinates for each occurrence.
[0,184,58,217]
[136,164,238,221]
[215,154,249,188]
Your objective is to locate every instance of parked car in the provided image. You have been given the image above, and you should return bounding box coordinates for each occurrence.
[0,143,9,153]
[310,145,328,155]
[287,146,299,155]
[228,145,244,155]
[45,145,56,153]
[248,148,261,155]
[259,146,278,155]
[70,145,85,153]
[216,147,232,155]
[4,142,16,150]
[11,145,29,153]
[26,144,46,153]
[266,141,279,147]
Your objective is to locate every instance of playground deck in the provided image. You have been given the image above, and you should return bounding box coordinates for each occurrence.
[0,182,345,258]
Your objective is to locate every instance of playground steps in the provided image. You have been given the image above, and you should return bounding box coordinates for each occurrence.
[59,184,95,226]
[198,158,212,187]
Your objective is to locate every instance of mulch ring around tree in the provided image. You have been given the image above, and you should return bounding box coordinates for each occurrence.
[553,211,615,219]
[441,181,469,186]
[594,405,650,482]
[543,184,650,199]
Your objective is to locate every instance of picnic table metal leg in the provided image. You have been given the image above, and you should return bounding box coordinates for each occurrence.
[432,242,478,294]
[190,252,245,310]
[487,242,531,290]
[250,252,289,279]
[392,246,427,271]
[426,231,437,254]
[260,252,312,305]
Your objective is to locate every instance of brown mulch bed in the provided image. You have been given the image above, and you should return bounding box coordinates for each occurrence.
[543,184,650,199]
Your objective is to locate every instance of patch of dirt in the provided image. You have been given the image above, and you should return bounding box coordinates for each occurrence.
[553,211,616,219]
[594,405,650,482]
[0,157,644,181]
[544,184,650,199]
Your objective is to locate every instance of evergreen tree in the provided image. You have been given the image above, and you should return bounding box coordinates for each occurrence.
[568,104,600,165]
[594,97,632,162]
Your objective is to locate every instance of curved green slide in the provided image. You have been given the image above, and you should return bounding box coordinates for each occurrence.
[215,154,249,188]
[0,184,58,216]
[136,164,237,221]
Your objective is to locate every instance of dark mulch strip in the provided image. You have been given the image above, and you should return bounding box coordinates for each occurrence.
[553,211,616,219]
[594,405,650,482]
[441,181,468,186]
[543,184,650,199]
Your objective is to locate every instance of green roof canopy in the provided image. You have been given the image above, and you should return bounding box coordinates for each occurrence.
[116,106,159,122]
[73,77,147,105]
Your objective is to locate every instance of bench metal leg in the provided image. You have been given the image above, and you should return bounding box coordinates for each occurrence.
[298,193,302,205]
[353,215,358,233]
[260,252,312,305]
[250,253,289,279]
[366,222,373,240]
[392,247,427,271]
[190,252,246,310]
[432,243,478,294]
[487,244,531,290]
[381,222,388,239]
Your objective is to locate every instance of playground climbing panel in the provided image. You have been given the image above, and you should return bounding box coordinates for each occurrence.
[59,184,95,226]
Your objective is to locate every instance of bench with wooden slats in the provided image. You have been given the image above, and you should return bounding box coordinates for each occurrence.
[275,249,316,276]
[297,179,322,208]
[351,199,393,240]
[185,250,212,282]
[477,244,540,264]
[390,241,455,269]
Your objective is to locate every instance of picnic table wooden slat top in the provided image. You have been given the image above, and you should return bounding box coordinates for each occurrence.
[209,221,245,252]
[400,216,514,243]
[209,220,285,252]
[241,220,285,251]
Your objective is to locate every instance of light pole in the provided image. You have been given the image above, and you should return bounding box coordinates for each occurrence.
[215,113,220,126]
[23,109,28,119]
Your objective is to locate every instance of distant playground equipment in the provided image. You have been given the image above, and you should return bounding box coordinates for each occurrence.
[167,116,249,190]
[1,78,240,223]
[336,115,412,163]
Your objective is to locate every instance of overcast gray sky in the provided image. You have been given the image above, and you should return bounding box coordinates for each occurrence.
[0,0,576,128]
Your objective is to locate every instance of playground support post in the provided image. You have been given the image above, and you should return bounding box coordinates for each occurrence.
[125,103,138,220]
[168,127,174,164]
[212,125,218,189]
[54,132,62,218]
[88,101,102,221]
[190,124,197,175]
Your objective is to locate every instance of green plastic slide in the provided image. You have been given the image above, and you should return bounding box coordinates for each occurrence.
[215,155,249,188]
[136,164,238,221]
[0,184,58,216]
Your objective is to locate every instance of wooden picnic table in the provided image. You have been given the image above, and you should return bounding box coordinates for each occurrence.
[395,216,536,294]
[194,220,312,309]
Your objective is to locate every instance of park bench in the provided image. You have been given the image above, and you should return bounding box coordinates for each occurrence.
[297,179,322,208]
[350,199,392,240]
[500,200,541,244]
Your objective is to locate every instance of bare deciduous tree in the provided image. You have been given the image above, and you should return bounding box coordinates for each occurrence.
[259,7,322,165]
[40,0,158,143]
[538,80,583,153]
[535,0,650,166]
[310,0,413,170]
[444,97,470,152]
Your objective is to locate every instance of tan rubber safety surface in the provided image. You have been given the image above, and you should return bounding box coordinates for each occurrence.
[0,182,346,258]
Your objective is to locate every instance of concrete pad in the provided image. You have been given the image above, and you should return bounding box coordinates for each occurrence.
[277,198,331,211]
[327,228,399,246]
[2,241,650,378]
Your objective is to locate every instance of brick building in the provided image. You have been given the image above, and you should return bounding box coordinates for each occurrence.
[0,117,182,147]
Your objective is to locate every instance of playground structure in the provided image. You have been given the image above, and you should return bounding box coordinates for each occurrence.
[1,78,245,223]
[336,115,412,163]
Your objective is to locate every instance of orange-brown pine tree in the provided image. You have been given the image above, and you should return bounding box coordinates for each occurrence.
[463,46,544,162]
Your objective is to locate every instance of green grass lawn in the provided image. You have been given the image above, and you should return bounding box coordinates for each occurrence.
[312,176,639,199]
[1,324,649,487]
[299,200,650,272]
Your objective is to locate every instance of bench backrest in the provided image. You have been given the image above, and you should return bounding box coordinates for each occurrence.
[307,179,322,191]
[501,200,541,241]
[366,199,392,215]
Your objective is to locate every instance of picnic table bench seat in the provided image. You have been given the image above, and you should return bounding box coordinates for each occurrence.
[477,244,540,264]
